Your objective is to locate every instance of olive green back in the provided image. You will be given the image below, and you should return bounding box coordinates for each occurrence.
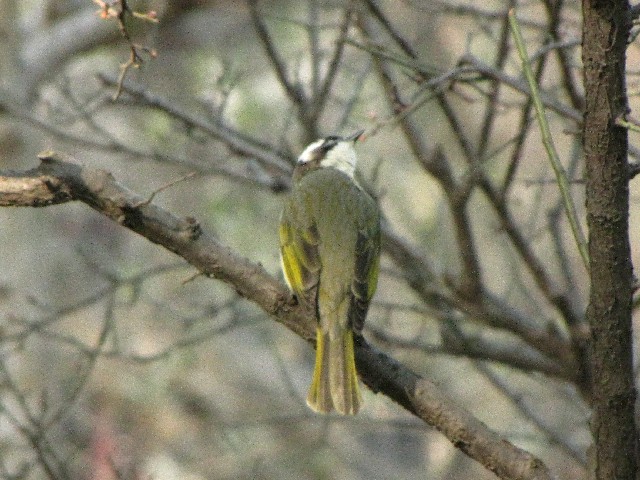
[279,168,380,333]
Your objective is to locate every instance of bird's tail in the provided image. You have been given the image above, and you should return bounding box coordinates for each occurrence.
[306,324,361,415]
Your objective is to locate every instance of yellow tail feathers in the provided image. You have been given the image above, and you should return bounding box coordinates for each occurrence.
[306,327,362,415]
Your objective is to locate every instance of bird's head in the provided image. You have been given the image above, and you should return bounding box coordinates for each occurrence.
[294,130,365,180]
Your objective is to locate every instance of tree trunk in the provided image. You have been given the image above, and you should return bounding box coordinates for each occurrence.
[582,1,637,478]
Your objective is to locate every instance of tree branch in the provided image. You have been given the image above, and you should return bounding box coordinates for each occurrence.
[0,152,553,480]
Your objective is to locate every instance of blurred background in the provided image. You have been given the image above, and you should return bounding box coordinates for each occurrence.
[0,0,637,479]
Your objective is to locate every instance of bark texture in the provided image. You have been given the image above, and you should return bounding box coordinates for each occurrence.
[582,1,637,478]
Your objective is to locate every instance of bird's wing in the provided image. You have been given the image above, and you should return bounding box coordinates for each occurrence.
[349,223,381,333]
[279,219,321,297]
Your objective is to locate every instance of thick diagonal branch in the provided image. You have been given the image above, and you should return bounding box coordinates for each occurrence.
[0,152,552,480]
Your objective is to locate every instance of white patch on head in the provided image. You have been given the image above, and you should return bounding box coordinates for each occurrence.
[297,137,359,179]
[321,141,358,178]
[297,139,326,164]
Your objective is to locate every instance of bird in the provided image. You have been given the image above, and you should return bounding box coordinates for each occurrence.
[279,131,381,415]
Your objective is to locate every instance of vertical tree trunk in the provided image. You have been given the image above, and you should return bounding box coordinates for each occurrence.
[582,1,637,478]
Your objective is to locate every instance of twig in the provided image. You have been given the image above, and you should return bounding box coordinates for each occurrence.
[247,1,306,106]
[509,9,589,273]
[440,320,586,465]
[500,2,558,195]
[312,8,353,119]
[615,113,640,133]
[94,0,158,100]
[248,0,315,139]
[368,324,572,380]
[98,74,292,174]
[415,0,548,30]
[358,14,482,298]
[480,178,582,331]
[460,55,582,122]
[478,0,516,159]
[540,0,584,111]
[133,172,197,208]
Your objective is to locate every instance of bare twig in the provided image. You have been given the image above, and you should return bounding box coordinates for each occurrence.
[97,74,293,174]
[509,9,589,272]
[477,0,516,159]
[311,8,353,119]
[368,323,573,380]
[459,55,582,122]
[248,0,316,139]
[132,172,197,208]
[94,0,158,99]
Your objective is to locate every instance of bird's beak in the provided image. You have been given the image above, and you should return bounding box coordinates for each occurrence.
[345,130,365,143]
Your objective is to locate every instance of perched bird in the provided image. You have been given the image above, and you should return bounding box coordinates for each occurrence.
[279,131,381,415]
